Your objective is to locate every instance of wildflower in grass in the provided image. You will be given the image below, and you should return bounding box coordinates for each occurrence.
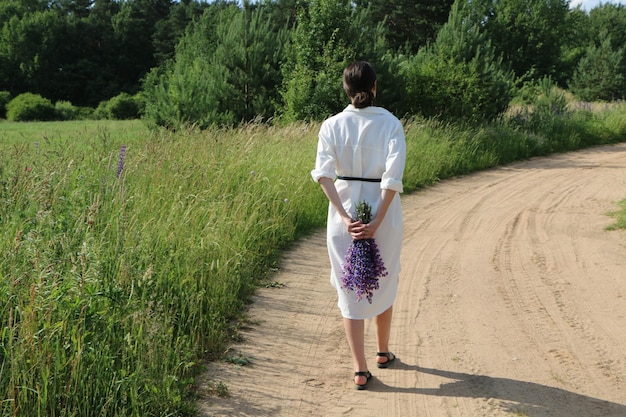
[117,145,126,178]
[340,201,388,303]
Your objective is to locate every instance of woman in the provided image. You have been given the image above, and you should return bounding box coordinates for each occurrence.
[311,61,406,390]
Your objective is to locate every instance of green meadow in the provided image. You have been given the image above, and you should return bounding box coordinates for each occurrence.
[1,103,626,416]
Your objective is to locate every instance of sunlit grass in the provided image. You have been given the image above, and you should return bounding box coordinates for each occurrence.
[607,199,626,230]
[0,119,148,147]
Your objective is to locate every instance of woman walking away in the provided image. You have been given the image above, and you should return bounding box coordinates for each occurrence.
[311,61,406,390]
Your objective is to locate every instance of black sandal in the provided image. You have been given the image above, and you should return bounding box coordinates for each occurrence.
[376,352,396,369]
[354,371,372,390]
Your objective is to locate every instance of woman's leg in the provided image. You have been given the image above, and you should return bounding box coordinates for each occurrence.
[343,318,368,384]
[375,306,394,364]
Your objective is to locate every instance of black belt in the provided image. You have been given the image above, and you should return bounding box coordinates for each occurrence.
[337,176,381,182]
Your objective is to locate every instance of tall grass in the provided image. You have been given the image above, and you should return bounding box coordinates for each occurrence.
[1,102,625,416]
[1,122,323,416]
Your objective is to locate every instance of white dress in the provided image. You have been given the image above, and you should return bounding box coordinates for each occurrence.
[311,105,406,319]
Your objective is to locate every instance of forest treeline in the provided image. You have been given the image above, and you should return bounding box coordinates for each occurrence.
[1,0,625,126]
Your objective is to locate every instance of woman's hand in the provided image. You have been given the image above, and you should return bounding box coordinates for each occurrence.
[346,219,378,240]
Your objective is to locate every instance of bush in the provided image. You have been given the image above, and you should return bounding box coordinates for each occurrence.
[0,91,11,119]
[93,100,109,119]
[93,93,141,120]
[6,93,56,121]
[107,92,141,120]
[54,100,80,120]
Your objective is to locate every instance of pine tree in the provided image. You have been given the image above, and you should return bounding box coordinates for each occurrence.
[354,0,454,53]
[280,0,386,121]
[570,32,625,101]
[401,0,515,122]
[143,4,288,128]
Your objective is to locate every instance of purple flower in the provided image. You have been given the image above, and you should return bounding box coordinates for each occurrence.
[340,201,388,303]
[116,145,126,178]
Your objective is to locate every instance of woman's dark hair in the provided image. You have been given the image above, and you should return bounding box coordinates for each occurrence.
[343,61,376,108]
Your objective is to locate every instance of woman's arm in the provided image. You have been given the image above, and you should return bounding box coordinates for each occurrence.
[318,177,352,225]
[366,188,397,237]
[318,177,396,240]
[318,177,368,239]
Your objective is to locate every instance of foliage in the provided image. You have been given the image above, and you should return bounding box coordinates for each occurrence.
[143,4,287,128]
[0,90,10,118]
[372,51,411,117]
[473,0,570,82]
[508,76,579,152]
[54,100,80,120]
[2,0,626,125]
[280,0,387,121]
[106,92,142,120]
[588,2,626,80]
[0,9,65,98]
[0,0,209,107]
[570,32,625,101]
[401,0,515,122]
[6,92,56,121]
[353,0,454,54]
[93,93,142,120]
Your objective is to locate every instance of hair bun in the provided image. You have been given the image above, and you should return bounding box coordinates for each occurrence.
[343,62,377,108]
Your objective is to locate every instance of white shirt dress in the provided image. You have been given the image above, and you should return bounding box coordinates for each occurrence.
[311,105,406,319]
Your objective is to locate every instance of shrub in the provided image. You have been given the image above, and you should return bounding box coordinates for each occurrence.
[6,93,56,121]
[54,100,80,120]
[107,92,141,120]
[132,92,146,117]
[0,91,11,118]
[93,100,109,119]
[94,93,141,120]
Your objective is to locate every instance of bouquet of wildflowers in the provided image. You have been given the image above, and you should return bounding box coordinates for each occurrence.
[341,201,388,303]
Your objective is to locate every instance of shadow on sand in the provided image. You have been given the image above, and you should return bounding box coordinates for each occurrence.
[369,361,626,417]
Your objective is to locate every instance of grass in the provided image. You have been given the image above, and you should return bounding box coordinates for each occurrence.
[0,119,147,147]
[607,199,626,230]
[1,101,625,416]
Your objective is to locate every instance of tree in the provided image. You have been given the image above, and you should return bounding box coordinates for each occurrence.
[354,0,454,54]
[280,0,386,121]
[143,3,288,128]
[0,10,65,98]
[587,3,626,93]
[152,0,208,64]
[570,32,625,101]
[476,0,570,82]
[50,0,94,18]
[111,0,172,94]
[401,0,515,122]
[558,5,592,85]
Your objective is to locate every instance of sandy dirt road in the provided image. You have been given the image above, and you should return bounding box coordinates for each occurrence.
[199,143,626,417]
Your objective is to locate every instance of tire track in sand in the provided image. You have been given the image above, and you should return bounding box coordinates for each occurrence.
[200,144,626,417]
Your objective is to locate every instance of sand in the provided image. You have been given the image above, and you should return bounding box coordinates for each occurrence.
[199,143,626,417]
